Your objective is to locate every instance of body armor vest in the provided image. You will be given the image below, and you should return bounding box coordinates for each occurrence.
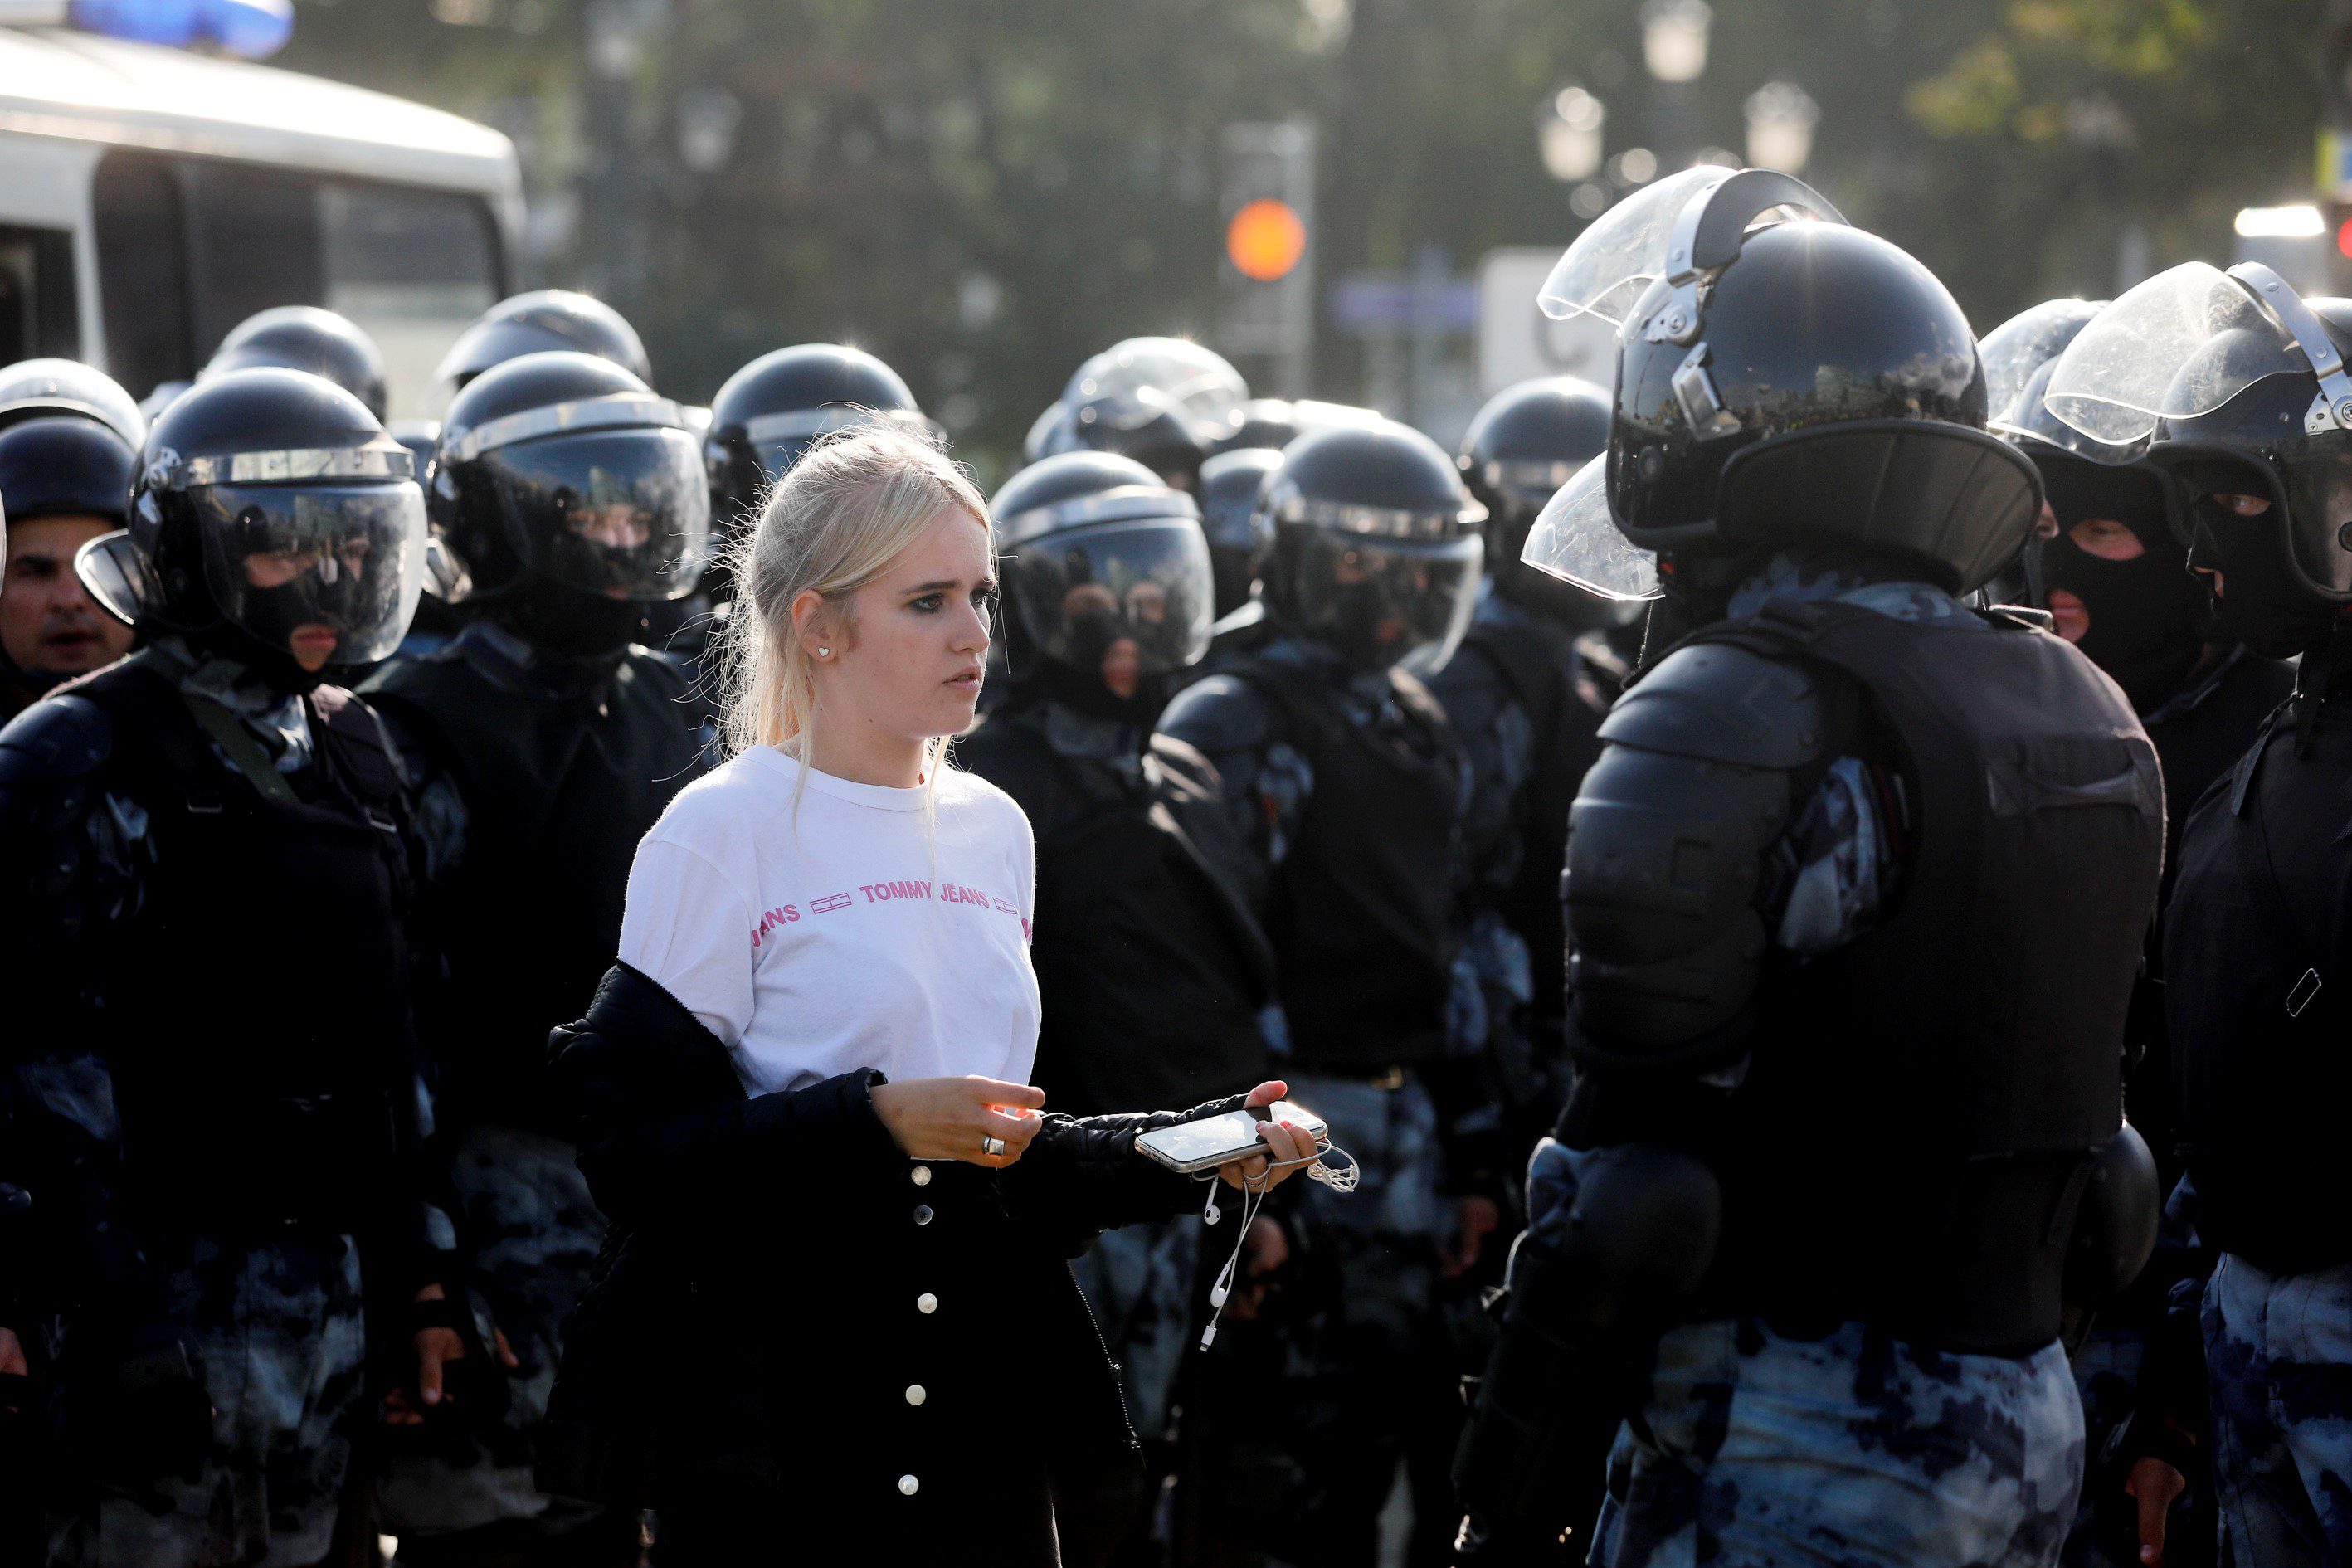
[1234,662,1464,1071]
[957,711,1273,1118]
[2167,697,2352,1273]
[72,655,418,1230]
[1697,602,2164,1350]
[363,633,701,1133]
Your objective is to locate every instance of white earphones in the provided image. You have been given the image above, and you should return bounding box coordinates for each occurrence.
[1195,1139,1359,1351]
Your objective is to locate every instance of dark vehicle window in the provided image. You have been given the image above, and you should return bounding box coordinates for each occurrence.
[0,223,82,368]
[92,149,504,413]
[94,151,193,402]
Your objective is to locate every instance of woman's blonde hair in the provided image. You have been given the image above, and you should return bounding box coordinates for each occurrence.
[713,424,992,780]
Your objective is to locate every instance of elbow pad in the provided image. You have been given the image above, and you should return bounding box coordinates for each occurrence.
[2063,1121,2160,1312]
[1562,641,1827,1071]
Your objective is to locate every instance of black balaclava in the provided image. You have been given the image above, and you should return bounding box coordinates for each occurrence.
[2174,458,2344,663]
[1027,637,1166,731]
[2033,460,2206,711]
[508,575,650,662]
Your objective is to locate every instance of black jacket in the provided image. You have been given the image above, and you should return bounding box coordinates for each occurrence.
[537,962,1241,1558]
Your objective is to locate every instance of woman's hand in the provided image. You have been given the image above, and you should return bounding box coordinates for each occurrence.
[1216,1079,1320,1192]
[870,1076,1047,1168]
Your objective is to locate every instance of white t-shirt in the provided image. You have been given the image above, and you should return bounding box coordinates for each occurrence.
[617,747,1041,1098]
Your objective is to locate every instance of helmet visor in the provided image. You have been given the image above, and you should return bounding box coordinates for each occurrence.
[485,427,711,601]
[1287,527,1483,671]
[1980,299,2105,431]
[1536,166,1737,325]
[1520,455,1661,601]
[1009,519,1216,682]
[1066,342,1248,427]
[2044,263,2310,447]
[192,482,427,666]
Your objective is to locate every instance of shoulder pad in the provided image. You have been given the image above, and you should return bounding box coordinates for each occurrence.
[0,694,113,786]
[1597,640,1825,769]
[1156,674,1283,761]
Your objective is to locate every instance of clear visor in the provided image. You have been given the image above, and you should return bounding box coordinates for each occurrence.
[192,482,427,666]
[1519,455,1660,601]
[485,427,711,601]
[2044,263,2308,446]
[1009,519,1215,683]
[1537,165,1738,324]
[1979,298,2105,430]
[1288,527,1483,671]
[1066,343,1248,426]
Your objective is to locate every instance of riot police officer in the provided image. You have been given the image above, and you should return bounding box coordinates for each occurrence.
[0,367,455,1566]
[0,361,144,717]
[2044,261,2352,1568]
[1157,416,1497,1566]
[956,451,1270,1541]
[1025,337,1250,492]
[1425,377,1626,1151]
[1454,168,2165,1566]
[361,351,710,1566]
[202,305,391,421]
[434,290,651,404]
[705,343,940,556]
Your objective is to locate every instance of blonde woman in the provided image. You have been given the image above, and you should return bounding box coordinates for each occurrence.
[538,427,1314,1565]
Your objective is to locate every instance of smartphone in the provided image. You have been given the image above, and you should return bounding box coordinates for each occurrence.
[1135,1101,1329,1175]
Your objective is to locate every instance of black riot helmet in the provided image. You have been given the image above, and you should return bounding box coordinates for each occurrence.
[1063,337,1249,431]
[0,357,146,448]
[0,358,142,526]
[97,368,426,692]
[1459,376,1630,628]
[1198,446,1283,618]
[2047,262,2352,662]
[706,344,940,525]
[1030,383,1210,492]
[203,306,389,421]
[991,450,1215,721]
[434,290,651,400]
[1209,397,1302,457]
[1980,299,2206,711]
[1522,167,2037,606]
[430,351,710,621]
[1260,419,1485,674]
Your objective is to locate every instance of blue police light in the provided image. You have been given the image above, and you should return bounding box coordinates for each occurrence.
[67,0,295,60]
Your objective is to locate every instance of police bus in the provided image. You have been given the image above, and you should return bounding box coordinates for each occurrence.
[0,15,521,418]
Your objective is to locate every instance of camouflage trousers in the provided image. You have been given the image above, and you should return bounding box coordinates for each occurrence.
[47,1233,368,1568]
[1074,1216,1200,1443]
[376,1124,612,1549]
[2061,1323,2150,1568]
[1590,1318,2084,1568]
[2203,1252,2352,1566]
[1266,1071,1459,1564]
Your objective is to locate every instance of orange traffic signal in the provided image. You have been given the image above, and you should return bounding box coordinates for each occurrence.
[1227,198,1307,282]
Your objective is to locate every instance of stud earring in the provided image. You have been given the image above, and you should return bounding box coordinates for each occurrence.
[818,647,831,658]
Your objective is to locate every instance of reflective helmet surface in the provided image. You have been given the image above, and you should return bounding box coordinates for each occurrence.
[0,415,137,527]
[706,344,937,523]
[1030,384,1209,491]
[1063,337,1249,428]
[0,358,146,449]
[991,450,1215,691]
[1262,420,1485,672]
[125,367,426,681]
[1198,446,1284,618]
[434,290,650,397]
[1207,397,1302,457]
[203,305,389,421]
[432,351,709,605]
[1522,168,2037,601]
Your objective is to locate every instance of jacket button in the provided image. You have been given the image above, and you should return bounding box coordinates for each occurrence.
[898,1474,919,1496]
[911,1165,932,1186]
[913,1205,933,1225]
[917,1293,937,1314]
[905,1384,926,1405]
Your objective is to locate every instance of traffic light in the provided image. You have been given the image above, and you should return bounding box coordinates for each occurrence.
[1219,120,1317,397]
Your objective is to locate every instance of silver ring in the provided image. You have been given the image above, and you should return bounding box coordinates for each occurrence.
[981,1136,1006,1157]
